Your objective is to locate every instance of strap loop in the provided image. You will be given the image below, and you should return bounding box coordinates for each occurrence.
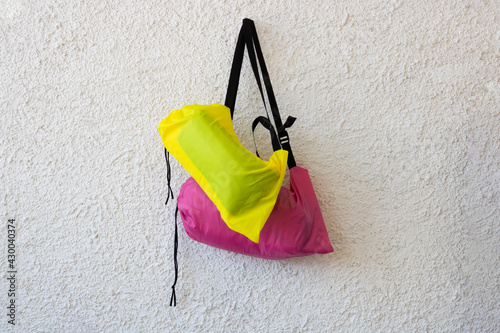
[277,116,296,150]
[252,116,281,157]
[277,116,296,134]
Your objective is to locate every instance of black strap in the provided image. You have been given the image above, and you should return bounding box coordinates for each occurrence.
[225,25,245,117]
[278,116,297,134]
[225,19,272,119]
[225,18,297,169]
[252,116,281,157]
[245,20,297,168]
[252,114,297,157]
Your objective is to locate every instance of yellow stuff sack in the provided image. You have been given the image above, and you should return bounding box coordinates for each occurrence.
[158,104,288,243]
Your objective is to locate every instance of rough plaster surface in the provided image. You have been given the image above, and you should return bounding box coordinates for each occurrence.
[1,0,499,332]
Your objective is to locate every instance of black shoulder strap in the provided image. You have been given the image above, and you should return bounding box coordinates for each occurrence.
[225,19,297,169]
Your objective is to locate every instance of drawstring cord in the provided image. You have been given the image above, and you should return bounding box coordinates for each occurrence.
[164,149,174,205]
[164,148,178,307]
[170,205,179,306]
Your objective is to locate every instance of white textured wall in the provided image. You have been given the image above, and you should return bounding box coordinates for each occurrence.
[1,0,499,331]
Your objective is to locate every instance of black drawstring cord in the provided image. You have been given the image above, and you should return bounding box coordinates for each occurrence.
[170,205,179,306]
[164,148,178,306]
[164,149,174,205]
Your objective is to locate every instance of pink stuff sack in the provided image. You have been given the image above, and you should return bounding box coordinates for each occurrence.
[178,166,333,259]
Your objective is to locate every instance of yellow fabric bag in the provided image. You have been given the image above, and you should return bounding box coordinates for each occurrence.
[158,103,288,243]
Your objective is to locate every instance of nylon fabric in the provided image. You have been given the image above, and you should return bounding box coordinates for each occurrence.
[158,103,288,243]
[178,166,334,259]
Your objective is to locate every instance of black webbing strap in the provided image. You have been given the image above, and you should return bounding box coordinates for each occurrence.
[225,18,297,169]
[225,21,270,121]
[225,25,244,117]
[252,116,281,158]
[245,20,297,168]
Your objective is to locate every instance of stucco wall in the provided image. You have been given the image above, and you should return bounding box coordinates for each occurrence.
[1,0,499,331]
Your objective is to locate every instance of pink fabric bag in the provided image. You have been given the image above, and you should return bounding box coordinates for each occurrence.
[178,166,333,259]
